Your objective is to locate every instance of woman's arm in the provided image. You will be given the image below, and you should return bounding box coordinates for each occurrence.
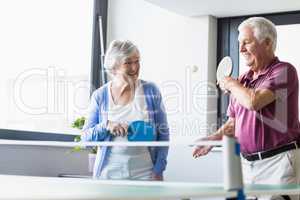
[81,90,110,141]
[151,86,169,178]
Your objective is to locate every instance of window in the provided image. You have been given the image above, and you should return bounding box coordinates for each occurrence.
[239,24,300,107]
[239,24,300,76]
[0,0,93,134]
[217,12,300,126]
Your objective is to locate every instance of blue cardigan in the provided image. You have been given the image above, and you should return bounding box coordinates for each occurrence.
[81,80,169,177]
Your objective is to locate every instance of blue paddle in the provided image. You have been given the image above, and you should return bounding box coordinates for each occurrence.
[127,121,155,141]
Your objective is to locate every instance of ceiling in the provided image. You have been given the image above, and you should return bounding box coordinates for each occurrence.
[144,0,300,18]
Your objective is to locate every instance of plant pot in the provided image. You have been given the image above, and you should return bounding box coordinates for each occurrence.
[88,153,96,173]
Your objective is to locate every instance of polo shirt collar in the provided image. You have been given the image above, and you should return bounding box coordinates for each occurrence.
[244,57,279,81]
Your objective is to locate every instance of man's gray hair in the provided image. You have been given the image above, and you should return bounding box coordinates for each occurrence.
[238,17,277,52]
[104,40,139,70]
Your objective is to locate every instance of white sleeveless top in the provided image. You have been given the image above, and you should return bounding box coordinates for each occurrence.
[100,80,153,180]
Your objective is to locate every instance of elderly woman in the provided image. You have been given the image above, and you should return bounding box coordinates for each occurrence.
[81,40,169,181]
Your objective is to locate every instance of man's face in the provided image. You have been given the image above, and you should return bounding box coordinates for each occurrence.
[238,27,270,71]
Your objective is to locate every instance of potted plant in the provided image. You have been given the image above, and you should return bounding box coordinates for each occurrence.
[72,117,97,173]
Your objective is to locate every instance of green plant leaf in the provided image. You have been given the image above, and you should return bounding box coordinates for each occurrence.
[74,135,81,142]
[71,116,97,154]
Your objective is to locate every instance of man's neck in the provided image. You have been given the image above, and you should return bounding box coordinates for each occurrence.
[252,54,275,78]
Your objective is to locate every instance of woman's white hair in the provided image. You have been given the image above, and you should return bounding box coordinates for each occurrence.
[104,40,139,70]
[238,17,277,52]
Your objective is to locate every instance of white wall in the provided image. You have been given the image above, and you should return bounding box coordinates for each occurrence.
[107,0,221,182]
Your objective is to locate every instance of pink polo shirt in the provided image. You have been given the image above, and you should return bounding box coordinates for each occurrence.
[227,57,300,154]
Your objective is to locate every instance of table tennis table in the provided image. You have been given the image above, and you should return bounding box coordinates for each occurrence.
[1,138,299,200]
[1,175,300,200]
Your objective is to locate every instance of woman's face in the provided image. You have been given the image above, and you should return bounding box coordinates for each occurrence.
[114,51,140,83]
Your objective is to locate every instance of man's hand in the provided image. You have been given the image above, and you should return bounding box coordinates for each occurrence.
[192,134,221,158]
[107,121,128,137]
[218,76,238,92]
[151,172,163,181]
[192,138,213,158]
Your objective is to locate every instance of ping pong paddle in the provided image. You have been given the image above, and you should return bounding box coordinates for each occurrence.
[216,56,233,83]
[127,121,155,141]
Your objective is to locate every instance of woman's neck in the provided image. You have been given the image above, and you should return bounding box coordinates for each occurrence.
[110,79,137,105]
[112,79,136,92]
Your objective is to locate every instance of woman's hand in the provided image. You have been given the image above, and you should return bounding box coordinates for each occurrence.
[107,121,128,137]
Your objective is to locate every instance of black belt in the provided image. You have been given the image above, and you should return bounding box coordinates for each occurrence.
[242,141,300,161]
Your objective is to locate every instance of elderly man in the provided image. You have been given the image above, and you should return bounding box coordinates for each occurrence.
[193,17,300,200]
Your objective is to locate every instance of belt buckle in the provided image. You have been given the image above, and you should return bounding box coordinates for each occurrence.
[292,141,298,149]
[257,152,262,160]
